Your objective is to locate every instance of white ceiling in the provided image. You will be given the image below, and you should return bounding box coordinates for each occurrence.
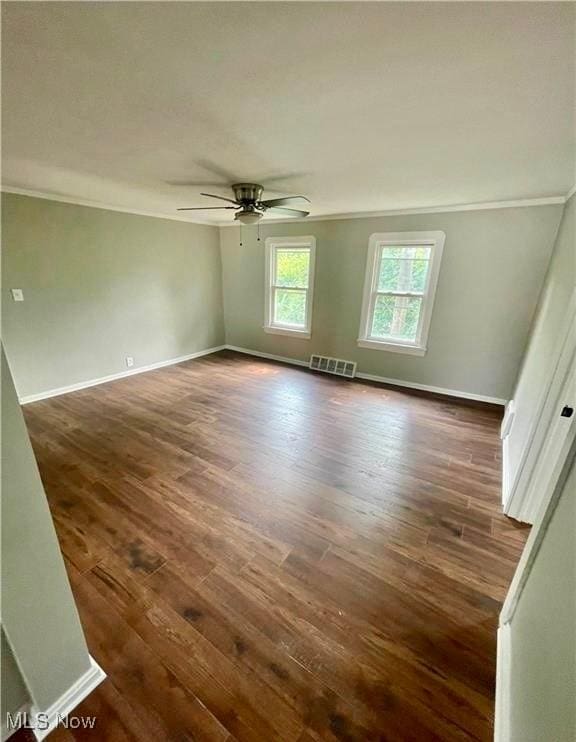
[2,2,575,224]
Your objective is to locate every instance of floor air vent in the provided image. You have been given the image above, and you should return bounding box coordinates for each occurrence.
[309,354,357,379]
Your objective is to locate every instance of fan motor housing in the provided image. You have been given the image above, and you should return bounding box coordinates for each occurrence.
[232,183,264,205]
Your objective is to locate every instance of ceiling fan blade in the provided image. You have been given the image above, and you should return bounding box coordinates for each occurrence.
[177,206,238,211]
[260,196,311,208]
[265,206,310,217]
[200,193,240,205]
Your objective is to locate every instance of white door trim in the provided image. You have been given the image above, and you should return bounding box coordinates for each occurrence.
[494,623,512,742]
[504,287,576,520]
[518,352,576,523]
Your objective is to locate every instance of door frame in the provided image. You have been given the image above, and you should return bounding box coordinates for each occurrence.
[503,288,576,522]
[517,352,576,523]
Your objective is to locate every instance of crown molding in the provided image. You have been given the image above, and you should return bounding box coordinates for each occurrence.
[1,186,215,227]
[2,185,568,228]
[218,194,566,226]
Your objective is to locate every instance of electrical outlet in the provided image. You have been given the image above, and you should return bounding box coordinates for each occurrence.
[125,356,134,368]
[11,289,24,302]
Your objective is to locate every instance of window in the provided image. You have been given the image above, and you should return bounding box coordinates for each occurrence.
[264,236,316,337]
[358,231,445,355]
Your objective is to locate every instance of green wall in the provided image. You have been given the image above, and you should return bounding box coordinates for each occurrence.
[220,205,563,400]
[1,627,29,721]
[506,193,575,484]
[1,349,92,712]
[1,193,565,402]
[508,451,575,741]
[2,193,224,399]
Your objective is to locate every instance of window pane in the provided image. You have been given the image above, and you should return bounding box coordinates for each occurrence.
[371,295,422,342]
[381,246,431,260]
[378,246,431,293]
[274,289,307,327]
[275,249,310,288]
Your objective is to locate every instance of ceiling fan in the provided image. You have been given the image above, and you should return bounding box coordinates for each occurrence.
[177,183,310,223]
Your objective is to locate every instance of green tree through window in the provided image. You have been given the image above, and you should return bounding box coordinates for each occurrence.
[371,246,431,341]
[273,248,310,326]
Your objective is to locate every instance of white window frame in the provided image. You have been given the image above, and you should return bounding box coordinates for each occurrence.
[357,231,445,355]
[264,235,316,338]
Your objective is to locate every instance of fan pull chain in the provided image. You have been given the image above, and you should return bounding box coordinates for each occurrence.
[239,224,243,247]
[257,221,261,242]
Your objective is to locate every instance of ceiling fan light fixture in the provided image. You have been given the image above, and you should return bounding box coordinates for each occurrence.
[235,210,263,225]
[176,182,310,222]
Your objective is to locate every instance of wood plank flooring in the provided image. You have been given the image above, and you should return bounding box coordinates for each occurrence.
[21,350,530,741]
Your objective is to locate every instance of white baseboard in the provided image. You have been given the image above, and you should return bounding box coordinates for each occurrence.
[494,623,511,742]
[225,345,507,405]
[19,345,227,404]
[18,342,506,407]
[28,656,106,741]
[355,371,506,405]
[225,345,310,368]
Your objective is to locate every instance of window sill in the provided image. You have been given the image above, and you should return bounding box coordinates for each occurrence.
[357,338,426,356]
[264,325,311,339]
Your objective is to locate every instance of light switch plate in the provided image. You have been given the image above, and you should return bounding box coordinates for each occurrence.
[11,289,24,302]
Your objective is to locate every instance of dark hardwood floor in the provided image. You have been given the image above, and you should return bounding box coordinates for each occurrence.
[22,350,529,741]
